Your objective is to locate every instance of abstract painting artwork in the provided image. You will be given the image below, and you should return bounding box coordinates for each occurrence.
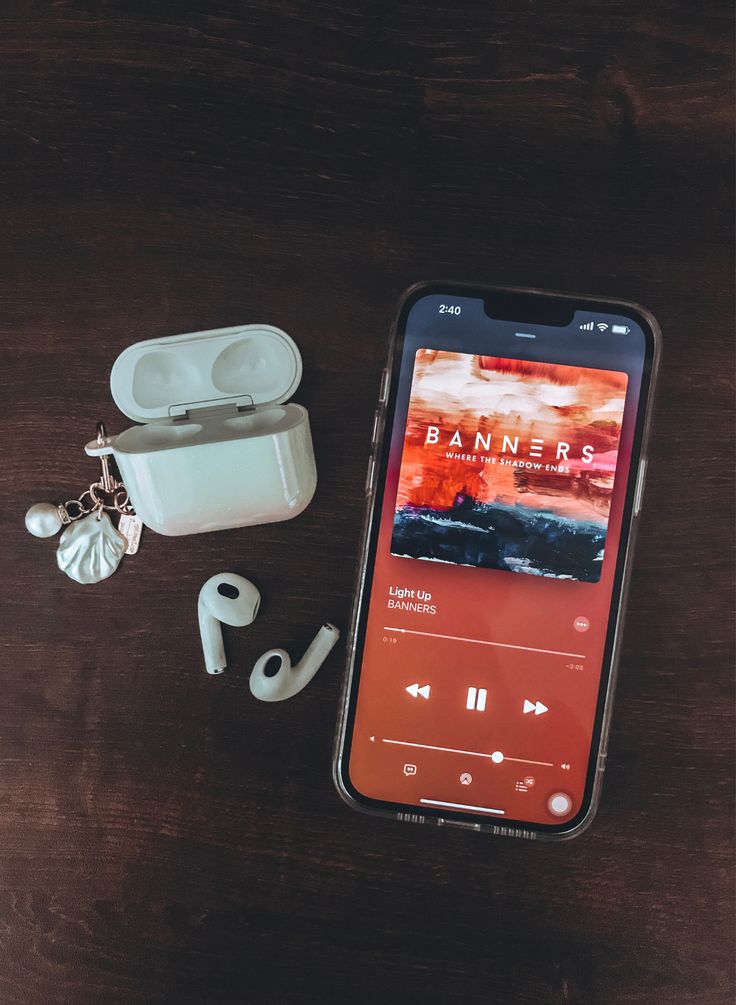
[391,350,628,583]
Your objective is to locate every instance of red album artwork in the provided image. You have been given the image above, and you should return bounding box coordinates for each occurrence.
[391,350,628,583]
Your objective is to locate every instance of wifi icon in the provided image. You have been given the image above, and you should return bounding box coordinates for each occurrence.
[596,322,609,332]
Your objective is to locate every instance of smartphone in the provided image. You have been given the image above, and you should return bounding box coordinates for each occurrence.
[334,282,660,839]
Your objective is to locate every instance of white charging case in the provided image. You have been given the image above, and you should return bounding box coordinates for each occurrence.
[88,324,317,536]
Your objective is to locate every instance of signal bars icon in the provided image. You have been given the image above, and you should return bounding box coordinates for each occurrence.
[579,321,609,332]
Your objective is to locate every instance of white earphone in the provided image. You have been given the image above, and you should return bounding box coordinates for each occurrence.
[198,572,339,699]
[249,623,340,702]
[198,572,261,675]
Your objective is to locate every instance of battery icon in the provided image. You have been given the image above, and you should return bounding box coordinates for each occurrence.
[611,324,631,335]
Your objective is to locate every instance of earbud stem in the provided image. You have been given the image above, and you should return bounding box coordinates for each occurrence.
[296,624,340,687]
[198,603,226,675]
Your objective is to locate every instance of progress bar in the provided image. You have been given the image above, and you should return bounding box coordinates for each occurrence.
[420,799,505,816]
[382,738,554,768]
[383,626,586,660]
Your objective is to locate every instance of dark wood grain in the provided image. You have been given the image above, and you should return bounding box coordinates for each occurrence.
[0,3,733,1003]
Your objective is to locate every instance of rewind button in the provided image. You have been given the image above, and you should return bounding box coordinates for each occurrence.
[406,683,431,700]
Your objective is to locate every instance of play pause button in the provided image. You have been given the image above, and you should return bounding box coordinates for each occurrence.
[466,686,487,711]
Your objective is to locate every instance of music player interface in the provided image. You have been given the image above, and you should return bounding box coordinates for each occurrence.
[347,294,647,826]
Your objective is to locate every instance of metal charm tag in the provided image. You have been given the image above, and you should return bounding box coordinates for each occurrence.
[118,513,143,555]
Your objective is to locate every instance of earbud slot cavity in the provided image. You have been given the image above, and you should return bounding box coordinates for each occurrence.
[114,421,203,452]
[131,350,203,411]
[211,336,297,398]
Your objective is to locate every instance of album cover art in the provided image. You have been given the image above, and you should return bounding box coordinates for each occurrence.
[391,350,628,582]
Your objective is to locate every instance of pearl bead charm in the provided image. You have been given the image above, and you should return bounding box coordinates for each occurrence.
[24,502,64,538]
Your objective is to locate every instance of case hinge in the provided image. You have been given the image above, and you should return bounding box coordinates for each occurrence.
[169,394,255,422]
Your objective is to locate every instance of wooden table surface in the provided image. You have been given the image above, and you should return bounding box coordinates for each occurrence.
[1,4,733,1003]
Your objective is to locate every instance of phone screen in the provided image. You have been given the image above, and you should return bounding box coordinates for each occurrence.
[338,286,657,833]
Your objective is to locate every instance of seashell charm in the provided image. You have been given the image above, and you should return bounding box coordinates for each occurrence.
[56,511,127,584]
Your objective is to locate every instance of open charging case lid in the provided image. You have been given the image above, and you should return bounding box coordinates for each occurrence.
[110,324,303,424]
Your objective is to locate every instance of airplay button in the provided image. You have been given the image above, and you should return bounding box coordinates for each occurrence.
[547,792,573,817]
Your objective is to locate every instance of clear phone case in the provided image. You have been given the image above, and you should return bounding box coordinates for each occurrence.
[333,283,661,839]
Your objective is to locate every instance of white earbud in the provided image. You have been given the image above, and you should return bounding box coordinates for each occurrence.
[198,572,261,675]
[249,623,340,702]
